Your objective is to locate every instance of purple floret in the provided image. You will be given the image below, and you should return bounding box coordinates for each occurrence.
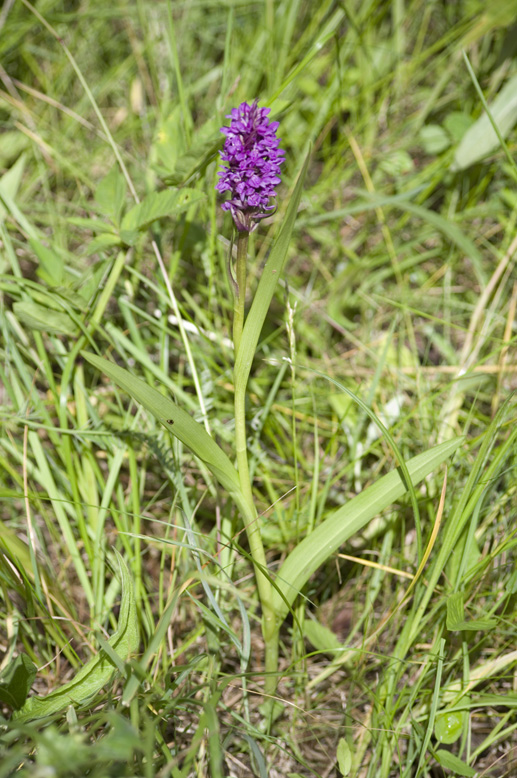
[216,101,285,231]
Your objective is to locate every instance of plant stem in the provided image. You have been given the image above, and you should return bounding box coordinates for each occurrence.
[232,230,279,696]
[235,492,279,696]
[232,231,248,357]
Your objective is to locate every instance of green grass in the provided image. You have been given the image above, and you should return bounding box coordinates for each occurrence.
[1,0,517,776]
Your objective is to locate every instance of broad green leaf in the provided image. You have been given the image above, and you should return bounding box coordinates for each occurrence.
[95,167,127,225]
[0,520,33,580]
[13,301,78,335]
[120,188,205,245]
[234,146,311,393]
[13,557,139,722]
[81,352,241,496]
[272,438,463,621]
[336,738,352,776]
[446,591,497,632]
[53,286,90,311]
[446,592,466,630]
[30,238,64,286]
[435,749,476,777]
[0,654,37,710]
[452,72,517,170]
[434,710,464,744]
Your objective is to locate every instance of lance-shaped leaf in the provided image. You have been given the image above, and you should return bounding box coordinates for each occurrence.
[13,556,139,722]
[81,352,241,496]
[272,438,463,622]
[234,146,311,395]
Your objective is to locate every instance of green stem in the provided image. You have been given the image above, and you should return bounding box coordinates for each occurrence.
[232,230,278,695]
[234,490,279,695]
[232,231,248,357]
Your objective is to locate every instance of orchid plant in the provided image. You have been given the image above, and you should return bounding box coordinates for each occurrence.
[80,101,462,703]
[216,102,287,690]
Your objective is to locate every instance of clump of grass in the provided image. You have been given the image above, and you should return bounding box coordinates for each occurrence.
[1,1,516,776]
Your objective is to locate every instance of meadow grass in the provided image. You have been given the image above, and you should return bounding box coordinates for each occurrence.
[0,0,516,776]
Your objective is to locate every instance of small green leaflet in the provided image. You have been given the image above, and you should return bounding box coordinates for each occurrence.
[435,749,477,777]
[13,556,139,722]
[434,710,464,744]
[95,167,127,226]
[419,124,450,155]
[336,738,352,776]
[446,591,497,632]
[0,654,37,710]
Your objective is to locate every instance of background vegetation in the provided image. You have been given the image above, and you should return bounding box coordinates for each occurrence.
[0,0,516,775]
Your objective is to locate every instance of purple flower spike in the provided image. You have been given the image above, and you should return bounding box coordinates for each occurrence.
[216,101,285,232]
